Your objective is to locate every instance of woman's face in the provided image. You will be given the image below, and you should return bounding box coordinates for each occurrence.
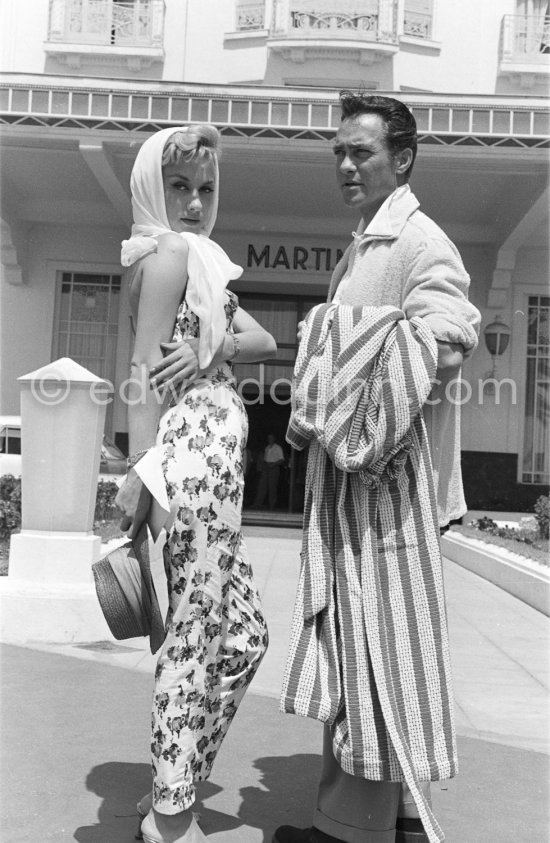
[162,156,216,233]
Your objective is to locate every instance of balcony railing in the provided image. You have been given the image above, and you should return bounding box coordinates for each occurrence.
[403,9,432,40]
[290,9,378,35]
[236,1,266,31]
[271,0,398,43]
[47,0,165,47]
[501,14,550,63]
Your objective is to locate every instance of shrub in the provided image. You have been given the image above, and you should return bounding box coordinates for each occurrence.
[534,495,550,540]
[474,516,498,532]
[469,511,548,550]
[0,475,22,541]
[95,479,121,522]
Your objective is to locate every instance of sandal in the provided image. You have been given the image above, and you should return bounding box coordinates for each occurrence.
[141,811,207,843]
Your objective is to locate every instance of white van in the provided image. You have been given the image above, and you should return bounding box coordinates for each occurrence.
[0,416,22,477]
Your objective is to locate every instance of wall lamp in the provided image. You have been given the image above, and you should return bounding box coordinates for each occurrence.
[483,315,511,380]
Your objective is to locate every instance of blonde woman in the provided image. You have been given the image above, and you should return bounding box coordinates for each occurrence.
[116,125,274,843]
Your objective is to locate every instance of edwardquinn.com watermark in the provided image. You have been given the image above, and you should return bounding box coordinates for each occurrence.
[28,363,518,409]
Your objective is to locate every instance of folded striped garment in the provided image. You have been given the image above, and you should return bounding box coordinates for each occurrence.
[282,303,457,843]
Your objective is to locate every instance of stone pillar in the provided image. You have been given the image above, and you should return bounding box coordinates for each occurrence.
[9,357,112,581]
[1,358,116,643]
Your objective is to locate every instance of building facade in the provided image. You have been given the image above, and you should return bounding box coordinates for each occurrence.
[1,0,549,511]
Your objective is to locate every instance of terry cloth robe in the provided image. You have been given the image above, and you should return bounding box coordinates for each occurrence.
[282,304,457,843]
[328,184,481,527]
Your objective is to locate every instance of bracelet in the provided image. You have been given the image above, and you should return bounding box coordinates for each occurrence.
[126,448,148,470]
[230,332,241,360]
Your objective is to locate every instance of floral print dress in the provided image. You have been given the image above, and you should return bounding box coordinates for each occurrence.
[151,291,268,814]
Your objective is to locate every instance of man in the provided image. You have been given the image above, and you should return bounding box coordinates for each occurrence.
[253,432,286,510]
[273,93,480,843]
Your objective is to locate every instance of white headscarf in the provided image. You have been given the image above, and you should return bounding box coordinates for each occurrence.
[121,126,243,368]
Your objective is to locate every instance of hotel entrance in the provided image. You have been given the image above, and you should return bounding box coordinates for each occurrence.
[234,291,324,514]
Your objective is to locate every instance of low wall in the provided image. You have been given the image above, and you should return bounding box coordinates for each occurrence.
[442,531,550,617]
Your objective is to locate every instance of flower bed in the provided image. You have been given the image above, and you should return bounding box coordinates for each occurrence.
[449,496,549,569]
[449,523,549,568]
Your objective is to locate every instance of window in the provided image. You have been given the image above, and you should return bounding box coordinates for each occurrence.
[513,0,550,54]
[53,272,121,433]
[403,0,433,40]
[0,427,21,456]
[47,0,164,47]
[522,295,550,484]
[236,0,266,31]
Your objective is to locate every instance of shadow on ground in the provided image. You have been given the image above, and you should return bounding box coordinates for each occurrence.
[2,646,548,843]
[213,753,320,838]
[74,761,150,842]
[73,753,321,842]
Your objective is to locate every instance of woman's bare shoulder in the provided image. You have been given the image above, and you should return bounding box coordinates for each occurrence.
[136,233,189,300]
[134,233,189,277]
[156,231,189,256]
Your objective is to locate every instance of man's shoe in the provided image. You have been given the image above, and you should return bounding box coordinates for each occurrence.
[272,827,343,843]
[395,817,429,842]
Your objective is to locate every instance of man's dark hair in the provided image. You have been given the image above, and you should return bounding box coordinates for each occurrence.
[339,91,418,179]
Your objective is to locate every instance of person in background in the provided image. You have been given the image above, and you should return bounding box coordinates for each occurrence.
[253,432,286,510]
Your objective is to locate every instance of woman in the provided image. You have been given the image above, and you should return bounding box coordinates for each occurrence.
[115,124,274,843]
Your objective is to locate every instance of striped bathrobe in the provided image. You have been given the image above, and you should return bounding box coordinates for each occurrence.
[281,304,457,843]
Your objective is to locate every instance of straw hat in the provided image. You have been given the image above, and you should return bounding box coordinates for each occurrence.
[92,523,165,655]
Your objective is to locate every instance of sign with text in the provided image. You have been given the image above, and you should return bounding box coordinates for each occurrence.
[247,244,345,272]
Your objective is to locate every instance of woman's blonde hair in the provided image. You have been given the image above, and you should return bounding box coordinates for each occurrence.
[162,124,221,168]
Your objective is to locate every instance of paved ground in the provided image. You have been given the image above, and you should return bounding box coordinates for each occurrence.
[1,525,549,842]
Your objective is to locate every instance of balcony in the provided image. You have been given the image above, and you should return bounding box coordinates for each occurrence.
[267,0,399,65]
[236,1,266,31]
[224,1,268,47]
[499,14,550,87]
[403,8,432,40]
[45,0,165,71]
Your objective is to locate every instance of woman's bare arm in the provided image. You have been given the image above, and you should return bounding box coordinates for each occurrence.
[115,233,189,531]
[127,233,189,452]
[149,304,277,390]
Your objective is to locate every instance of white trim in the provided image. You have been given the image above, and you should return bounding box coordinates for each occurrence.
[511,282,549,486]
[79,141,132,222]
[224,29,269,44]
[1,71,548,109]
[399,35,441,51]
[44,42,165,71]
[488,185,550,309]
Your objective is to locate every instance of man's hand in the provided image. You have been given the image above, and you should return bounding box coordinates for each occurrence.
[115,470,152,538]
[428,342,465,405]
[149,339,200,391]
[436,341,465,379]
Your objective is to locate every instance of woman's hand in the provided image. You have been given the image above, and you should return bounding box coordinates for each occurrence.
[297,320,305,343]
[115,470,152,537]
[149,339,200,391]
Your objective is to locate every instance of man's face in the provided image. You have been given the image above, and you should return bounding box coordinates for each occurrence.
[333,113,401,219]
